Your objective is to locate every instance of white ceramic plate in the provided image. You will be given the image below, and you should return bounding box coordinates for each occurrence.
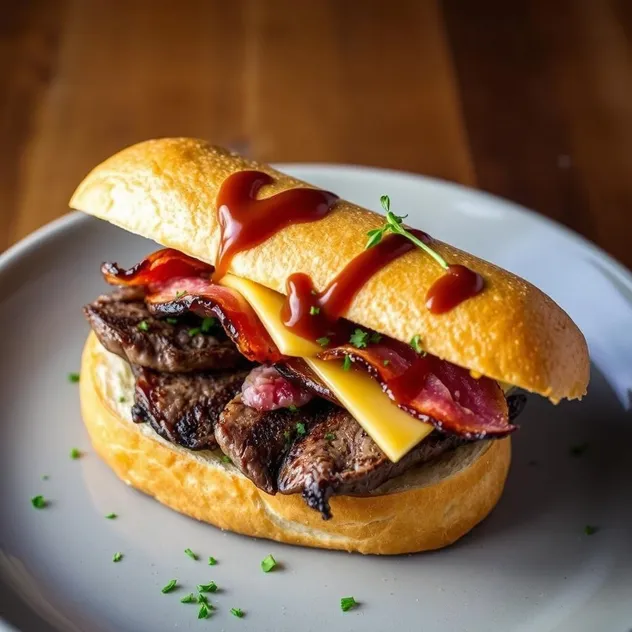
[1,165,631,632]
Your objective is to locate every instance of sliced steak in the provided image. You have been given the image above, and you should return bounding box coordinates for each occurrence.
[216,395,327,493]
[278,408,465,519]
[132,367,250,450]
[84,289,246,372]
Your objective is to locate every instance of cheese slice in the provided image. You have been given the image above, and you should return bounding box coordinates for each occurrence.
[219,274,434,461]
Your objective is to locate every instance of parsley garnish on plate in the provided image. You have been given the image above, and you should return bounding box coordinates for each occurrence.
[188,327,201,337]
[369,332,382,344]
[231,607,245,618]
[325,432,336,441]
[137,320,149,332]
[340,596,358,612]
[584,525,599,535]
[69,447,81,459]
[41,475,49,481]
[409,334,424,354]
[197,581,218,593]
[31,495,47,509]
[208,556,217,565]
[198,603,210,619]
[309,306,320,315]
[67,373,80,383]
[112,552,123,563]
[342,355,352,371]
[383,359,391,367]
[221,455,232,464]
[316,336,330,347]
[175,290,187,299]
[296,422,307,436]
[166,317,179,325]
[118,395,127,403]
[105,512,117,519]
[261,554,277,573]
[288,404,298,413]
[184,548,198,560]
[161,579,178,593]
[349,329,369,348]
[180,593,197,604]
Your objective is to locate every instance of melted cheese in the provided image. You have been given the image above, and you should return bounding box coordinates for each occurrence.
[220,274,434,461]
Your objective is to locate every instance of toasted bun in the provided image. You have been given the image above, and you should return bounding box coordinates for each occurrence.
[81,332,511,555]
[71,138,589,401]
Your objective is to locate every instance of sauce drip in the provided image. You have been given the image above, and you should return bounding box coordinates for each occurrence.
[281,232,428,341]
[425,264,484,314]
[214,170,338,280]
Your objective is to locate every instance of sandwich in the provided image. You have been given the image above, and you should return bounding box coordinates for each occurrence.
[74,138,589,555]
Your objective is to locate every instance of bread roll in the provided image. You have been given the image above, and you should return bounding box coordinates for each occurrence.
[71,138,589,401]
[81,332,511,555]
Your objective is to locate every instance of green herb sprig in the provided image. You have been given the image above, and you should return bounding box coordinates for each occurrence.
[340,596,358,612]
[366,196,449,271]
[161,579,178,593]
[261,554,277,573]
[184,548,198,560]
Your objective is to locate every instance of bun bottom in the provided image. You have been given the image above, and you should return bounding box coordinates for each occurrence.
[80,333,511,555]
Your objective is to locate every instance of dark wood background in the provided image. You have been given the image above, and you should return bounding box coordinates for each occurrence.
[2,0,631,267]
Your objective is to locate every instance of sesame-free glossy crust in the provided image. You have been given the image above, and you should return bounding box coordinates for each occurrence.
[71,138,589,400]
[81,333,511,554]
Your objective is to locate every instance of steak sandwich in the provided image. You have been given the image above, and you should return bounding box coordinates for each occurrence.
[75,138,589,554]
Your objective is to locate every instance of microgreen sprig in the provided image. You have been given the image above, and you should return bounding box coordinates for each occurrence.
[366,195,449,271]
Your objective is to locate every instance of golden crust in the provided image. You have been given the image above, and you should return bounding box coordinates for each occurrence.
[71,138,589,400]
[81,333,511,555]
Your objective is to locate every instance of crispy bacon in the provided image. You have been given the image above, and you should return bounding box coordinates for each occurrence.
[317,342,514,438]
[102,250,513,439]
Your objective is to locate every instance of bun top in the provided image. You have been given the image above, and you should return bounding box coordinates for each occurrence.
[70,138,589,401]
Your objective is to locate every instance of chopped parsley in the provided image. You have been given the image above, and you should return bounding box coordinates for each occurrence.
[198,603,210,619]
[197,581,218,593]
[309,306,320,315]
[201,317,216,332]
[184,548,198,560]
[316,336,330,347]
[188,327,201,337]
[342,355,352,371]
[198,593,210,605]
[105,512,117,519]
[31,495,47,509]
[175,290,187,299]
[166,317,179,325]
[288,404,298,413]
[180,593,197,604]
[231,608,245,618]
[409,334,423,354]
[137,320,150,332]
[67,372,80,384]
[584,525,599,536]
[208,556,217,565]
[161,579,178,593]
[369,332,382,344]
[261,554,277,573]
[325,433,336,441]
[340,596,358,612]
[283,430,292,442]
[221,455,232,464]
[349,329,369,348]
[69,447,81,460]
[112,552,123,563]
[296,422,307,436]
[118,395,127,403]
[383,359,390,367]
[570,443,589,457]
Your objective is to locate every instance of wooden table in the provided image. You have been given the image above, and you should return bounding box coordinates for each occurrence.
[2,0,631,267]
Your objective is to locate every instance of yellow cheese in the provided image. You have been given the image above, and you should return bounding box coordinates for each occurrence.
[220,274,321,357]
[306,358,433,462]
[220,274,434,462]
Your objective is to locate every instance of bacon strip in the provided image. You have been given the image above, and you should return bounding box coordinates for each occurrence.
[318,343,514,438]
[102,250,513,438]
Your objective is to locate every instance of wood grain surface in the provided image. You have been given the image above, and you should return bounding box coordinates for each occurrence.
[1,0,631,267]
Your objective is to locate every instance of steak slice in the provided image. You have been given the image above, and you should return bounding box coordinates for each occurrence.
[215,395,328,493]
[84,288,246,372]
[132,367,250,450]
[277,407,465,519]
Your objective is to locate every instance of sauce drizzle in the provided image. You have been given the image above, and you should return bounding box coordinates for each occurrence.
[214,170,338,280]
[425,264,484,314]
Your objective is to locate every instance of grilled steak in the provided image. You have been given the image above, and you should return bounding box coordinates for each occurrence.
[84,288,246,372]
[215,395,326,493]
[132,367,250,450]
[277,407,464,518]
